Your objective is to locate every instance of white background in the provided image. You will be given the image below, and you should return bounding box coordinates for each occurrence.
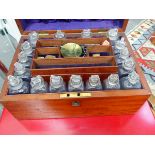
[0,0,155,154]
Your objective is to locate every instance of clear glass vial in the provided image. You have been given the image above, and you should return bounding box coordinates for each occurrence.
[86,75,102,91]
[14,62,31,81]
[54,30,65,39]
[115,47,130,65]
[108,28,119,46]
[81,29,92,38]
[114,38,126,55]
[120,71,142,89]
[103,74,120,90]
[118,58,135,77]
[21,41,33,57]
[68,75,84,92]
[28,31,39,48]
[49,75,66,93]
[30,75,48,94]
[18,52,32,68]
[8,75,30,95]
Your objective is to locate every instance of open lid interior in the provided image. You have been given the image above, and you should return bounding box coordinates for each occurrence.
[16,19,128,34]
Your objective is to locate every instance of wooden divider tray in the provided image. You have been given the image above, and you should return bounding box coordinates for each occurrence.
[0,31,151,119]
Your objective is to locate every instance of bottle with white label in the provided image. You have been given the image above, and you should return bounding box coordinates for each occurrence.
[118,58,135,77]
[8,75,29,95]
[18,52,32,68]
[86,75,102,91]
[68,75,84,92]
[49,75,66,93]
[30,75,48,94]
[21,41,33,58]
[14,62,31,81]
[28,31,39,48]
[103,74,120,90]
[120,71,142,89]
[81,29,92,38]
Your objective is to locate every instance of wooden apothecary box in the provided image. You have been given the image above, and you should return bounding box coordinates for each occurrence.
[0,19,151,119]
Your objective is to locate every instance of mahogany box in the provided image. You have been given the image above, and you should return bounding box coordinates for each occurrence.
[0,19,151,119]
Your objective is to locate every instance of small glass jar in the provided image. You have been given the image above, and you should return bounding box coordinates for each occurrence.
[81,29,92,38]
[54,30,65,39]
[108,28,119,46]
[30,75,48,94]
[115,47,130,65]
[49,75,66,93]
[114,39,126,55]
[103,74,120,90]
[86,75,102,91]
[28,31,39,48]
[120,71,142,89]
[68,75,84,92]
[18,52,32,68]
[21,41,33,58]
[14,62,31,81]
[8,75,30,95]
[118,58,135,77]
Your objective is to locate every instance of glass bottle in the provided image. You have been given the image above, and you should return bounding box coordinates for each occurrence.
[21,41,33,58]
[49,75,66,93]
[86,75,102,91]
[28,31,39,48]
[68,75,84,92]
[14,62,31,81]
[115,47,130,65]
[81,29,92,38]
[18,52,32,68]
[54,30,65,39]
[8,75,30,95]
[118,58,135,77]
[108,28,119,46]
[30,75,48,94]
[120,71,142,89]
[103,74,120,90]
[114,38,126,55]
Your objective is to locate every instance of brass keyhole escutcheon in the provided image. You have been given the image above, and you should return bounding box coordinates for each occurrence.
[72,101,80,107]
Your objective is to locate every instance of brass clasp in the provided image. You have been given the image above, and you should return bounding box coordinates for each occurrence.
[60,92,91,98]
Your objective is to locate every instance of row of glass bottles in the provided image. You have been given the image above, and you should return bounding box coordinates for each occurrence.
[17,31,39,66]
[13,31,39,82]
[108,28,142,88]
[8,72,142,95]
[55,29,92,39]
[8,31,40,95]
[108,28,136,77]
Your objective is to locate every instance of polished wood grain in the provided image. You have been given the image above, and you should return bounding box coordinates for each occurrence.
[31,66,118,76]
[35,47,60,58]
[33,56,115,66]
[2,95,148,119]
[0,60,8,75]
[36,38,106,47]
[122,19,129,32]
[150,36,155,45]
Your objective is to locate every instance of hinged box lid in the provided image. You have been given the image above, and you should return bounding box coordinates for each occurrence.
[16,19,128,35]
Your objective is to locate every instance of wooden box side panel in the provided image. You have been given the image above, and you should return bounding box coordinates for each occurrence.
[2,95,148,119]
